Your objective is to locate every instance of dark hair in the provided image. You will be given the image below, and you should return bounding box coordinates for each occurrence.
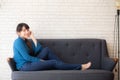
[16,23,30,32]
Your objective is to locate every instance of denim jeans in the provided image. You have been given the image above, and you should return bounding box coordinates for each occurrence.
[20,47,81,71]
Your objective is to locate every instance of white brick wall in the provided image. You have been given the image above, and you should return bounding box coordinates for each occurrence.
[0,0,118,80]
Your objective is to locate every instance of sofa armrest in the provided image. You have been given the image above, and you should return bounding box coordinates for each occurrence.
[7,57,18,71]
[101,57,118,71]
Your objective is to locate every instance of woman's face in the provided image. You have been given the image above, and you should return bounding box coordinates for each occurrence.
[17,26,31,39]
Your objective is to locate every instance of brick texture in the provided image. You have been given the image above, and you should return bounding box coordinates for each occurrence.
[0,0,118,80]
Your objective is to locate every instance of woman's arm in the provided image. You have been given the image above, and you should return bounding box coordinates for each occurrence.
[14,39,40,62]
[29,31,43,53]
[29,31,37,47]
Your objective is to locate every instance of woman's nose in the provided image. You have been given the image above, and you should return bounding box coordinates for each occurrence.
[26,31,30,34]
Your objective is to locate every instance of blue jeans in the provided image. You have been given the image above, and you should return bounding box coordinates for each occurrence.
[20,47,81,71]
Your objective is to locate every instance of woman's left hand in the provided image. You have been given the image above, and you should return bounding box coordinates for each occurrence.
[29,31,37,47]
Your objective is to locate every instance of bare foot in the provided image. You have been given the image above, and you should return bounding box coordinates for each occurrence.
[81,62,91,70]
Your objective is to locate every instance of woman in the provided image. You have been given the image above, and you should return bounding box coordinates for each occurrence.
[13,23,91,71]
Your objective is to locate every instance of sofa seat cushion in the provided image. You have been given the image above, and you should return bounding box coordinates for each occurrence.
[12,69,114,80]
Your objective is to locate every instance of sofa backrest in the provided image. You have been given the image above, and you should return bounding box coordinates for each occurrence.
[37,39,109,69]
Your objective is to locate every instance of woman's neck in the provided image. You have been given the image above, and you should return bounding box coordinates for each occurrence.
[19,36,26,40]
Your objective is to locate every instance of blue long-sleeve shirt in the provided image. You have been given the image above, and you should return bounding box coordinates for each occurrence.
[13,37,43,70]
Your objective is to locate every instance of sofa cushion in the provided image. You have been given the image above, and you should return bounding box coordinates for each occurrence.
[12,69,114,80]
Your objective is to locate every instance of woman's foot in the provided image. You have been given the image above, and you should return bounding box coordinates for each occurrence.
[81,62,91,70]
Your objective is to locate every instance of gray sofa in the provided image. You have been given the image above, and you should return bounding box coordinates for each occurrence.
[7,39,117,80]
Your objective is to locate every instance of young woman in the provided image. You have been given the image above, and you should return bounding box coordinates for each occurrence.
[13,23,91,71]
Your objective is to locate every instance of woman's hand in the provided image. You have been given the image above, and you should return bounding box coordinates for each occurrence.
[29,31,34,39]
[29,31,37,47]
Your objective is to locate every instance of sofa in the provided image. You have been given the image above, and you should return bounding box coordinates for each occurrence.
[7,39,118,80]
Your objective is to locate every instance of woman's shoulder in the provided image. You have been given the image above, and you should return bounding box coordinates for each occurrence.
[14,37,24,45]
